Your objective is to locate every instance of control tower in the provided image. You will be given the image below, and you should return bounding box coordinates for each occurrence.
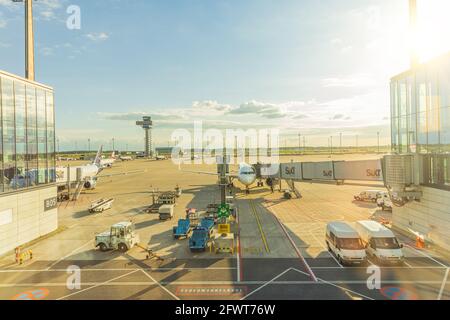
[136,116,154,157]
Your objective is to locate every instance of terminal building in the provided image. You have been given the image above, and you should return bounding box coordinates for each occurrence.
[0,70,57,256]
[390,52,450,250]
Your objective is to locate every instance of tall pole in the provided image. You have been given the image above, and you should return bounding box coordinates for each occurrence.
[409,0,419,69]
[25,0,35,81]
[340,132,342,152]
[330,136,333,155]
[298,134,301,154]
[88,138,91,154]
[377,132,380,153]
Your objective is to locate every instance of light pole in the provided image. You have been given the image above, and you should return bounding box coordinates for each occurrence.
[340,132,342,153]
[330,136,333,155]
[298,133,301,154]
[88,138,91,154]
[377,132,380,153]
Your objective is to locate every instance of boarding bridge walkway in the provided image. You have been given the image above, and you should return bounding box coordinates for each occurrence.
[259,159,384,184]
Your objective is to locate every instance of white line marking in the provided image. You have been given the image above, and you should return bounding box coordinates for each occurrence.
[291,267,374,301]
[240,268,293,300]
[0,280,447,288]
[0,267,237,273]
[405,244,448,268]
[312,234,343,268]
[437,268,449,300]
[236,206,241,283]
[140,269,180,300]
[56,270,138,300]
[273,215,318,282]
[404,260,413,268]
[46,240,93,270]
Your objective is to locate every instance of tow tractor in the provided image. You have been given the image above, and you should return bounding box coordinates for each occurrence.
[95,221,140,252]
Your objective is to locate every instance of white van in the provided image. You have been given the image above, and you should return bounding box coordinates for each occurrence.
[355,220,404,265]
[325,222,367,265]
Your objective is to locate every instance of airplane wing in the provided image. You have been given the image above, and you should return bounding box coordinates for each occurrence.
[180,168,239,178]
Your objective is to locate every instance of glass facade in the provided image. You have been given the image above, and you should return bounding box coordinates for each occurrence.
[391,53,450,190]
[0,71,55,194]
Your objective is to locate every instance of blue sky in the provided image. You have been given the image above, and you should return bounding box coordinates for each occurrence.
[0,0,449,151]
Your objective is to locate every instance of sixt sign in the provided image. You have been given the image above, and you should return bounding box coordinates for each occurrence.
[280,163,302,180]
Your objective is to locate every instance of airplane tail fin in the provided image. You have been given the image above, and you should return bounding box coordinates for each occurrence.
[94,145,103,167]
[111,151,115,159]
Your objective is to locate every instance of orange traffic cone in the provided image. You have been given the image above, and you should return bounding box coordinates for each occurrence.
[416,236,425,249]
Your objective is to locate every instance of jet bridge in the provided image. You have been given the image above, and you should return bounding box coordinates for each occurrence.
[257,156,422,205]
[258,159,384,183]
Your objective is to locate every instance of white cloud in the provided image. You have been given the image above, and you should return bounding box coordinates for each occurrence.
[192,100,232,113]
[228,100,287,119]
[86,32,110,42]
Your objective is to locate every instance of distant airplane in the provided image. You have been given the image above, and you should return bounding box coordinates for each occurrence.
[56,146,144,190]
[100,151,116,168]
[119,155,133,161]
[155,155,167,160]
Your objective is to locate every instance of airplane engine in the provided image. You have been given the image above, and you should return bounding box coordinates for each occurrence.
[84,179,97,190]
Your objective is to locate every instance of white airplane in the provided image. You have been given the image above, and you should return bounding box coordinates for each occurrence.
[56,146,144,190]
[100,151,116,168]
[119,155,133,161]
[182,162,260,194]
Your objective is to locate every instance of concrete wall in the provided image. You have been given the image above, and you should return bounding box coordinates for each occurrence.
[393,186,450,251]
[0,186,58,256]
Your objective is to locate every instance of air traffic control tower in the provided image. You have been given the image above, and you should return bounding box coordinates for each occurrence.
[136,116,154,157]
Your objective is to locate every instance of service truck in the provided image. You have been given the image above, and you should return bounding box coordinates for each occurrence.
[159,204,175,220]
[95,221,140,252]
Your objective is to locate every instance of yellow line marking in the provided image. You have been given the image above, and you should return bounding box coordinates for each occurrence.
[250,200,270,253]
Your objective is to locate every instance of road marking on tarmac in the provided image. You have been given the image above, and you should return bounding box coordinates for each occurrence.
[56,270,139,300]
[240,268,292,300]
[249,200,270,253]
[46,239,94,270]
[405,244,448,268]
[140,269,180,300]
[437,268,449,300]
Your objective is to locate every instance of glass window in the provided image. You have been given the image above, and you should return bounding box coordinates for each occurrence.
[399,82,407,117]
[417,79,428,153]
[441,106,450,153]
[26,85,38,187]
[0,77,3,193]
[1,77,16,192]
[15,82,27,189]
[46,91,56,183]
[36,89,47,185]
[427,80,440,152]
